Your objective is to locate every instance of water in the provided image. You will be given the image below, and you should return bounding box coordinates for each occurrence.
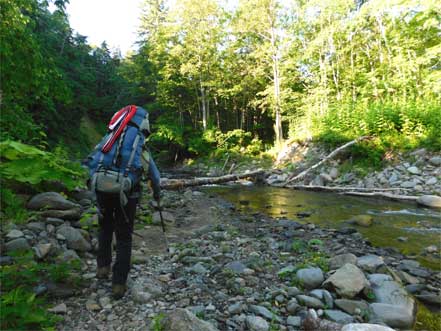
[205,184,441,270]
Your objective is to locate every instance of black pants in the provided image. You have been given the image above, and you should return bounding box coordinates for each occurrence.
[96,193,138,285]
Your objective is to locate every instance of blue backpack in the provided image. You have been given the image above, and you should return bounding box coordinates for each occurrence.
[86,106,150,205]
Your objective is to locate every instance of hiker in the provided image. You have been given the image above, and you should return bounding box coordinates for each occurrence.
[85,105,161,299]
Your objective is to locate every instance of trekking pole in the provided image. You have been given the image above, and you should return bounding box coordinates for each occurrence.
[157,198,170,253]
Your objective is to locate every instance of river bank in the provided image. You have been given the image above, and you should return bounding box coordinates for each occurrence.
[2,185,440,331]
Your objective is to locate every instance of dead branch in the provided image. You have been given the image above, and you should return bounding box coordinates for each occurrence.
[285,136,371,185]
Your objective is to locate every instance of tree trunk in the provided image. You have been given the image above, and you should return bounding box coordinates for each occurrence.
[160,170,265,190]
[270,24,283,146]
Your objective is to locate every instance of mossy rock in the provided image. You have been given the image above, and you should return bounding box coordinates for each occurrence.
[350,215,373,227]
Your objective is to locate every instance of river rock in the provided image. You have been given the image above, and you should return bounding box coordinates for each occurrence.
[27,192,79,211]
[370,303,414,329]
[296,267,324,289]
[6,229,24,239]
[407,166,420,175]
[26,222,46,232]
[310,289,334,308]
[286,298,300,313]
[131,277,163,304]
[225,261,247,274]
[334,299,369,315]
[246,315,269,331]
[40,208,82,220]
[329,168,339,179]
[356,255,384,273]
[329,253,357,270]
[417,195,441,208]
[56,226,91,251]
[34,243,52,259]
[56,249,81,263]
[400,181,416,188]
[324,310,354,323]
[5,238,31,252]
[416,292,441,307]
[296,294,325,309]
[323,264,368,298]
[152,211,176,226]
[46,217,65,226]
[320,173,333,183]
[287,316,301,327]
[425,177,438,185]
[429,156,441,166]
[249,305,282,322]
[349,215,373,227]
[368,274,416,329]
[48,303,67,314]
[341,324,395,331]
[159,308,219,331]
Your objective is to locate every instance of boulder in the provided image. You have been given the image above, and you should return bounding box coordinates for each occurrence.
[159,308,219,331]
[323,264,368,299]
[356,255,384,273]
[56,226,91,251]
[329,253,357,270]
[5,238,31,252]
[296,267,324,289]
[368,273,416,329]
[329,168,339,179]
[27,192,80,211]
[370,303,414,329]
[417,195,441,208]
[341,323,395,331]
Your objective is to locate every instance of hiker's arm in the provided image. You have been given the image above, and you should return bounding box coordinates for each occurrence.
[148,157,161,200]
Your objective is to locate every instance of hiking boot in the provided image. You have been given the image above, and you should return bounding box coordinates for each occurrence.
[96,266,111,279]
[112,284,127,299]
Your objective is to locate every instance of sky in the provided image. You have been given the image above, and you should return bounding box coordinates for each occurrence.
[66,0,143,56]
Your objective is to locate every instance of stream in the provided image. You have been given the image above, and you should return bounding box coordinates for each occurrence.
[204,184,441,271]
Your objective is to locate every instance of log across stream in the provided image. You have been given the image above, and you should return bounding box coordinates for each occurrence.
[203,184,441,270]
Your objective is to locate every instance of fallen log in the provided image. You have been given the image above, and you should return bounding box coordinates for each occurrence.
[160,169,265,190]
[342,191,419,202]
[285,184,409,193]
[285,136,371,184]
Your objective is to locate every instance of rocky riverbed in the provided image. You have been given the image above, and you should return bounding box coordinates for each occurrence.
[1,187,440,331]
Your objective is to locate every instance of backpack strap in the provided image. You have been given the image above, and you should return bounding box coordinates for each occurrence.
[124,131,142,176]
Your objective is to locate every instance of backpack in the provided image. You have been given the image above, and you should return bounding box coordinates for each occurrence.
[86,105,150,206]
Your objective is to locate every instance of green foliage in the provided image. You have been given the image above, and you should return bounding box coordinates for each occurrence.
[0,251,81,330]
[0,140,85,191]
[151,312,166,331]
[0,188,29,222]
[1,287,62,331]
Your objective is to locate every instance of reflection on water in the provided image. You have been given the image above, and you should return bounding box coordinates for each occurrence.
[205,185,441,270]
